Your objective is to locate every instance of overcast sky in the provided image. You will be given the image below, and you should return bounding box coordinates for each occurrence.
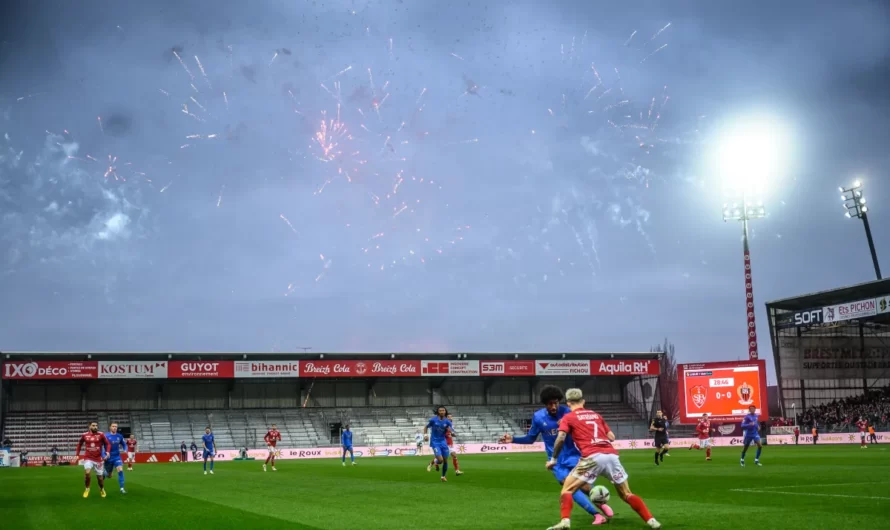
[1,0,888,382]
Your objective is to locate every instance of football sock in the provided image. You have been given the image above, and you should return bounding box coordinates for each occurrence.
[442,460,448,477]
[117,470,125,489]
[625,494,653,522]
[271,456,276,465]
[97,475,105,489]
[210,460,214,471]
[755,447,762,460]
[691,444,699,450]
[350,452,354,463]
[203,461,207,471]
[706,448,711,458]
[266,455,271,464]
[572,490,599,516]
[740,447,747,459]
[659,452,665,462]
[85,475,91,488]
[560,492,574,519]
[654,451,659,464]
[451,455,459,470]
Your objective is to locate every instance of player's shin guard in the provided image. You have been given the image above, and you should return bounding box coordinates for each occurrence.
[755,447,761,460]
[117,470,125,489]
[203,461,207,471]
[271,456,276,466]
[625,494,653,522]
[85,475,91,488]
[706,448,711,458]
[441,460,448,477]
[451,454,459,471]
[572,489,599,516]
[210,460,214,471]
[560,492,574,519]
[265,455,271,464]
[97,475,105,490]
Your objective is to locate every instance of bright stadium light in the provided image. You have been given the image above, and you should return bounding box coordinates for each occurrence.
[714,114,793,362]
[840,179,882,279]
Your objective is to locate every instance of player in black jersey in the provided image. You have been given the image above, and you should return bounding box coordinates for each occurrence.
[649,410,669,465]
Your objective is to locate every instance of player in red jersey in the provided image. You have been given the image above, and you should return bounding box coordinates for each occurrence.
[547,389,661,530]
[76,421,111,498]
[126,435,137,471]
[430,413,463,476]
[688,414,713,461]
[264,423,282,471]
[856,417,868,449]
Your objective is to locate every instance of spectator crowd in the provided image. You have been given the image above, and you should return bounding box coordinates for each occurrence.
[796,386,890,430]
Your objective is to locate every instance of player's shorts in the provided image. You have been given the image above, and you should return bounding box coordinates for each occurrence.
[127,452,135,461]
[342,445,353,453]
[552,463,575,484]
[203,451,215,459]
[861,432,867,439]
[416,443,423,448]
[743,435,761,446]
[654,436,669,448]
[698,438,712,449]
[267,446,277,455]
[571,453,628,486]
[431,442,450,458]
[83,460,105,475]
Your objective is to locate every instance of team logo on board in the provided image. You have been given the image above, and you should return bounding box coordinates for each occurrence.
[737,382,754,405]
[690,385,707,408]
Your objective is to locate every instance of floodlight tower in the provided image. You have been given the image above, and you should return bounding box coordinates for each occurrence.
[840,181,882,280]
[716,115,790,361]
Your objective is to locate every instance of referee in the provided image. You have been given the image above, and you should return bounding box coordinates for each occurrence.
[649,410,670,466]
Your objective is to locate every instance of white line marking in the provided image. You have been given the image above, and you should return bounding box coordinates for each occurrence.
[743,482,890,490]
[731,489,890,501]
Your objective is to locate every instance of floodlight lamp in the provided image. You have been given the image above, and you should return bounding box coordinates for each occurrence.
[861,206,868,213]
[853,180,861,188]
[860,197,866,205]
[845,211,852,218]
[716,115,792,195]
[854,191,862,198]
[839,186,844,193]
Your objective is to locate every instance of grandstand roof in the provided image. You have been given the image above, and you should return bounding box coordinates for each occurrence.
[765,277,890,311]
[1,351,660,360]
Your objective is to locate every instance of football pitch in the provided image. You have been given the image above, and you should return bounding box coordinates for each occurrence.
[2,446,888,529]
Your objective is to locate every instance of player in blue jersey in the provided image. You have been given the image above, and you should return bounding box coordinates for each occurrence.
[103,422,127,494]
[499,386,613,525]
[740,405,763,467]
[202,427,216,475]
[424,406,456,482]
[341,425,356,466]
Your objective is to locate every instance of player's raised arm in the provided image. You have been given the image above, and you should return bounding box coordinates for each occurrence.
[506,417,541,444]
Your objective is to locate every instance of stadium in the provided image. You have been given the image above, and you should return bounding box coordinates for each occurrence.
[2,340,888,528]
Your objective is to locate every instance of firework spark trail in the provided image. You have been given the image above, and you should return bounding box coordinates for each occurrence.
[624,30,637,46]
[217,185,224,207]
[172,50,195,80]
[194,56,212,89]
[648,22,672,43]
[640,43,668,64]
[415,87,427,106]
[159,89,170,96]
[97,116,104,134]
[450,52,464,61]
[223,91,229,110]
[280,214,299,235]
[160,182,172,193]
[332,65,352,79]
[269,51,279,66]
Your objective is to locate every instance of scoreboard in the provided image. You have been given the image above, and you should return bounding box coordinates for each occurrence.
[676,359,768,424]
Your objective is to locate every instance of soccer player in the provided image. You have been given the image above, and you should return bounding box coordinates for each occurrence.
[190,441,198,460]
[856,416,868,449]
[740,405,763,467]
[76,421,111,498]
[126,435,137,471]
[500,385,612,525]
[431,413,463,476]
[202,427,216,475]
[688,414,713,461]
[264,423,282,471]
[868,424,878,444]
[341,425,356,466]
[649,410,669,466]
[424,406,456,482]
[180,441,188,463]
[103,422,127,494]
[414,431,424,455]
[793,425,800,444]
[547,389,661,530]
[811,425,818,444]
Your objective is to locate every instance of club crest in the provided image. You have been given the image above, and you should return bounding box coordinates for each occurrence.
[737,382,754,405]
[690,385,707,408]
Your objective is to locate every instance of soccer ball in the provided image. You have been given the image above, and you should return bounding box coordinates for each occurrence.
[590,485,610,505]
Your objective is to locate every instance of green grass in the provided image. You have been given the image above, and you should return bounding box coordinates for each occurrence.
[1,446,888,529]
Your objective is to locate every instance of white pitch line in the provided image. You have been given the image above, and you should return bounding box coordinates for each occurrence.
[731,488,890,501]
[741,482,890,490]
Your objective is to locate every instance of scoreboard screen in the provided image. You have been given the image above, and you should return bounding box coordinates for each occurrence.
[676,359,768,424]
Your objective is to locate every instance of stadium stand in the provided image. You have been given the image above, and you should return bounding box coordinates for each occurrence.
[796,386,890,431]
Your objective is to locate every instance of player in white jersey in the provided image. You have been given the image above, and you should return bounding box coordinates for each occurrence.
[415,431,424,455]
